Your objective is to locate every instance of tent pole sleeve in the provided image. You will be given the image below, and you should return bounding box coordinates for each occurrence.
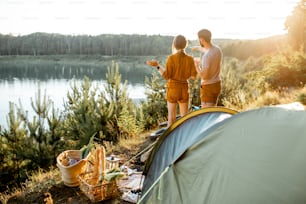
[137,166,170,204]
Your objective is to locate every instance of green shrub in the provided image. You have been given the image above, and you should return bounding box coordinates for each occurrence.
[261,49,306,88]
[297,93,306,105]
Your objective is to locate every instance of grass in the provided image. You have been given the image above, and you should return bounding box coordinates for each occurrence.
[221,86,306,111]
[104,132,152,168]
[0,167,61,204]
[247,86,306,110]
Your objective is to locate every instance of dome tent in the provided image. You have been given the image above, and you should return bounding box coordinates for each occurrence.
[142,107,238,194]
[139,105,306,204]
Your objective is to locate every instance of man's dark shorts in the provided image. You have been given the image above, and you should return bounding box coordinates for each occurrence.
[200,81,221,104]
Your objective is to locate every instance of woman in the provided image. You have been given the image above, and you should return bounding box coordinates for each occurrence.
[147,35,197,127]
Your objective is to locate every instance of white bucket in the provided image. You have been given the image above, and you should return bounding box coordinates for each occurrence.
[56,150,89,187]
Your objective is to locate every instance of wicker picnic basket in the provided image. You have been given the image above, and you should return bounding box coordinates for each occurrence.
[78,172,119,202]
[78,145,120,202]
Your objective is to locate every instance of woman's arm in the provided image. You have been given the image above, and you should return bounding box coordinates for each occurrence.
[156,64,165,75]
[146,60,165,75]
[146,57,171,79]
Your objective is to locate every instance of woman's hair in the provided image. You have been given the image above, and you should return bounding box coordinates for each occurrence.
[172,35,188,54]
[198,29,211,43]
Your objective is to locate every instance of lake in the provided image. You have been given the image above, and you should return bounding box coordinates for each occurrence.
[0,78,146,127]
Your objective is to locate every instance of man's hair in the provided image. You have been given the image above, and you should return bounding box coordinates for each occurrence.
[173,35,187,50]
[198,29,211,43]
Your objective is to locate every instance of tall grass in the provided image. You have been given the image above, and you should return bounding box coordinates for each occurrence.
[0,167,60,204]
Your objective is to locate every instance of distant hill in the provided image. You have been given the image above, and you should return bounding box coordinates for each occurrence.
[216,35,288,60]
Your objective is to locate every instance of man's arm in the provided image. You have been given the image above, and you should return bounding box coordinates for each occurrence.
[195,56,210,80]
[195,65,209,80]
[191,46,205,53]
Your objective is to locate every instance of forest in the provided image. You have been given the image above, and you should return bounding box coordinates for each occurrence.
[0,33,173,56]
[0,32,291,60]
[0,0,305,195]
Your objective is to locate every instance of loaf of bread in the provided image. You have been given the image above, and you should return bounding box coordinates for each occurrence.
[146,60,159,67]
[93,147,101,185]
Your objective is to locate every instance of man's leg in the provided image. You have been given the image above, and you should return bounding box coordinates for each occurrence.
[201,102,216,108]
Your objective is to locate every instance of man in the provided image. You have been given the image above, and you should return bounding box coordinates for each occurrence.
[192,29,223,107]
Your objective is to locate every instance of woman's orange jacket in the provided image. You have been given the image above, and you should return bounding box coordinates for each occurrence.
[162,51,197,86]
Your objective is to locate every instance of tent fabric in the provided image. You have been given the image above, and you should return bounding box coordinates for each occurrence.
[142,107,238,195]
[139,106,306,204]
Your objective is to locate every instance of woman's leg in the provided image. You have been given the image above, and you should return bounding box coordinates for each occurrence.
[178,102,188,117]
[167,102,177,127]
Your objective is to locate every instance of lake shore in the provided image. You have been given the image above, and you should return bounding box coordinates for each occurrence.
[0,55,160,127]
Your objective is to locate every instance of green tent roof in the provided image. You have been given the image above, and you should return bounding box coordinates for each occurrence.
[140,106,306,204]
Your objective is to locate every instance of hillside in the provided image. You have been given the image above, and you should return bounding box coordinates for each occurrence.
[216,35,288,60]
[1,132,152,204]
[2,99,305,204]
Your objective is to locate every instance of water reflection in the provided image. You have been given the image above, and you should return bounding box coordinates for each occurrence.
[0,61,150,84]
[0,78,146,127]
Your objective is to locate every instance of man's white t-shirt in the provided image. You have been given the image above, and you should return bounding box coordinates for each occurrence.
[201,45,222,85]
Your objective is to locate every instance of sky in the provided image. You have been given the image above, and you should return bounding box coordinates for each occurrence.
[0,0,300,40]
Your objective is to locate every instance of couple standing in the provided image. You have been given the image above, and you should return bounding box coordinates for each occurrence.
[148,29,222,127]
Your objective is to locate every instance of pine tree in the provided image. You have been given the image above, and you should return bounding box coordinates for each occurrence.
[47,104,65,163]
[1,102,27,185]
[62,77,112,148]
[0,86,65,188]
[61,62,141,146]
[141,72,168,129]
[104,61,141,141]
[117,104,140,138]
[28,84,52,165]
[104,61,128,118]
